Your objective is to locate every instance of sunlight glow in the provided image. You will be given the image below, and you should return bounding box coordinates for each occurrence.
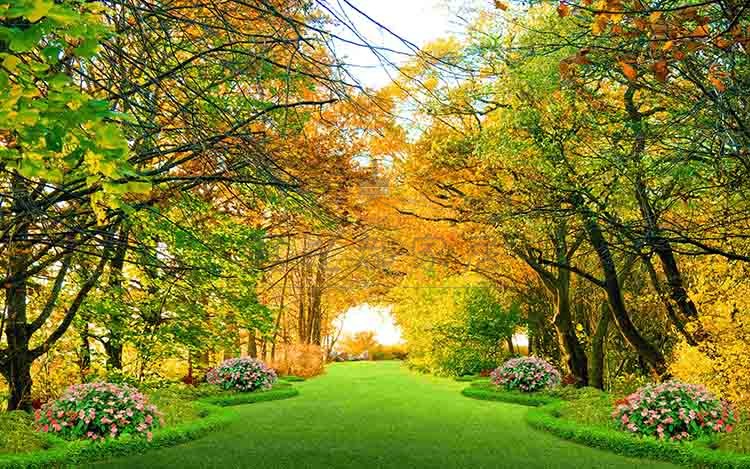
[336,304,404,346]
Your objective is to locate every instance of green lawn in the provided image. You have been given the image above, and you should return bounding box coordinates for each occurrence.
[91,361,678,468]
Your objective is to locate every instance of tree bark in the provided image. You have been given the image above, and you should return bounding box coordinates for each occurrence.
[579,206,668,377]
[589,301,610,390]
[103,225,129,370]
[3,177,34,411]
[248,329,258,358]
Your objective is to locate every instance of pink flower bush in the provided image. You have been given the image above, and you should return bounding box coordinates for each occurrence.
[206,357,277,392]
[35,382,161,442]
[612,381,737,441]
[491,357,561,392]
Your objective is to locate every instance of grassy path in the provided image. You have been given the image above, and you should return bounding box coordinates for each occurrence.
[93,362,679,468]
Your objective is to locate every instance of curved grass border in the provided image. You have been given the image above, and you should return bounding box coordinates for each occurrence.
[527,402,750,469]
[0,385,298,469]
[279,375,306,382]
[200,385,299,407]
[461,384,558,407]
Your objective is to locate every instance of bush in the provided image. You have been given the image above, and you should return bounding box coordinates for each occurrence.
[371,344,408,361]
[0,411,51,454]
[206,357,277,392]
[35,382,162,442]
[491,356,560,392]
[612,381,737,441]
[271,344,325,378]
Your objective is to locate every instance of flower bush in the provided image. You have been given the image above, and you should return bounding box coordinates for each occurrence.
[612,381,737,441]
[490,356,561,392]
[206,357,277,392]
[35,382,161,442]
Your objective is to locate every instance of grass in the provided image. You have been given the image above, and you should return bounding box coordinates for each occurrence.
[0,412,51,455]
[92,361,677,469]
[0,382,297,468]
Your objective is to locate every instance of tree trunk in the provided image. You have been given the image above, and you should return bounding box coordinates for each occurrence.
[79,324,92,377]
[3,176,33,411]
[580,207,668,377]
[551,224,589,386]
[104,226,129,370]
[308,248,329,346]
[589,302,610,390]
[248,329,258,358]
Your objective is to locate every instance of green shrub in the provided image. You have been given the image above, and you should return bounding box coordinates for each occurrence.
[527,403,750,469]
[461,382,557,407]
[0,412,51,454]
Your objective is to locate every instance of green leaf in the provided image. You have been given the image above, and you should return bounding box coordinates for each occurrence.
[42,44,63,63]
[75,38,100,58]
[95,124,126,150]
[9,26,43,52]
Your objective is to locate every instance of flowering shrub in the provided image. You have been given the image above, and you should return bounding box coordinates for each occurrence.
[612,381,737,441]
[35,382,161,442]
[206,357,277,392]
[491,357,561,392]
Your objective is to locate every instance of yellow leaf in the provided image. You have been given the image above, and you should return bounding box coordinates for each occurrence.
[2,55,21,72]
[662,40,674,51]
[27,0,53,22]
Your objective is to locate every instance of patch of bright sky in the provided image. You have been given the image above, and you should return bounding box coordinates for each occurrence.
[330,1,489,344]
[329,0,476,90]
[335,304,404,346]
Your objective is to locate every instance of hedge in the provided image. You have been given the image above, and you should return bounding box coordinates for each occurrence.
[527,403,750,468]
[462,384,750,468]
[0,386,298,469]
[454,375,480,382]
[461,383,558,407]
[200,385,299,407]
[279,375,306,382]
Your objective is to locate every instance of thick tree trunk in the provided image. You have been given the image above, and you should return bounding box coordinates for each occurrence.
[308,248,329,346]
[4,177,34,411]
[580,207,668,377]
[6,359,33,411]
[552,274,589,386]
[551,224,588,386]
[104,226,129,370]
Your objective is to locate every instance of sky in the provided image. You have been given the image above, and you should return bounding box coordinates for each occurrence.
[331,1,458,343]
[335,304,404,346]
[328,0,462,89]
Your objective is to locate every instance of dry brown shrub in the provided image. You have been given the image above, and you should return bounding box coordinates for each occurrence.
[270,343,325,378]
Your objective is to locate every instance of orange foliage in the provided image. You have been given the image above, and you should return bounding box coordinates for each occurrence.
[270,344,326,378]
